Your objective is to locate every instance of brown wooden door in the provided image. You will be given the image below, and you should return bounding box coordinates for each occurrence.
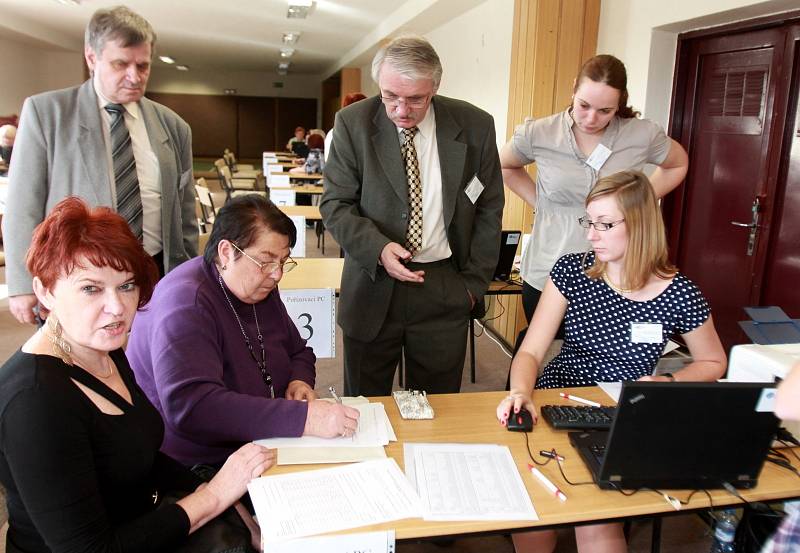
[668,24,799,349]
[761,26,800,315]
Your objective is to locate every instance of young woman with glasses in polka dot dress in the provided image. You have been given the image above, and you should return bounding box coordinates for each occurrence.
[497,170,726,553]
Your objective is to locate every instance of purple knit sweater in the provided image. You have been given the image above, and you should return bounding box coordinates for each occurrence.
[127,257,315,466]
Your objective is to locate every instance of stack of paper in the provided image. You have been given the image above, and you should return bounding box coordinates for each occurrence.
[404,443,538,521]
[255,398,396,464]
[249,458,421,543]
[265,530,395,553]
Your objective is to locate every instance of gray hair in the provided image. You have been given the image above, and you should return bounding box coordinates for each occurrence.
[371,36,442,89]
[0,125,16,139]
[85,6,156,56]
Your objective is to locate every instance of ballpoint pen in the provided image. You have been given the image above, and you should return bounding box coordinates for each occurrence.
[328,385,343,404]
[559,392,601,408]
[528,465,567,501]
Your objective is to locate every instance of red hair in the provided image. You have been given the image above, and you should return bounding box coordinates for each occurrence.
[342,93,366,108]
[26,197,159,308]
[306,133,324,150]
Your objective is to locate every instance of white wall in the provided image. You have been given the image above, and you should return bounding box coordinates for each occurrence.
[357,0,514,148]
[0,37,83,116]
[598,0,799,127]
[426,0,514,146]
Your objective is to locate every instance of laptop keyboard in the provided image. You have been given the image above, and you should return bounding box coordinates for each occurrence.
[540,405,616,430]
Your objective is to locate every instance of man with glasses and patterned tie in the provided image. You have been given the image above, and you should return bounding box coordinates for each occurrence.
[321,36,504,396]
[3,6,195,325]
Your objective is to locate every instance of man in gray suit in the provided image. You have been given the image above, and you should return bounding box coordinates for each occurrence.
[321,36,503,396]
[3,6,196,324]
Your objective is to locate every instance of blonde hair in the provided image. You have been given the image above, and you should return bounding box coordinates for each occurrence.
[583,171,676,290]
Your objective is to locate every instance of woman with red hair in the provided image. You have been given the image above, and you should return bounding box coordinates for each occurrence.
[290,132,326,175]
[324,92,367,161]
[0,197,273,552]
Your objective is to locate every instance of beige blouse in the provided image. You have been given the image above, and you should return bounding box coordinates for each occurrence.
[510,110,670,289]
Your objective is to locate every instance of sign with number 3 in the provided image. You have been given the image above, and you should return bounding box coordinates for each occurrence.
[280,289,336,358]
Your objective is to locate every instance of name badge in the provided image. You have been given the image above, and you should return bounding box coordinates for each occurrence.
[464,174,484,204]
[630,322,663,344]
[586,143,612,171]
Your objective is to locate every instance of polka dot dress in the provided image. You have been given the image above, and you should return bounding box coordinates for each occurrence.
[535,252,710,389]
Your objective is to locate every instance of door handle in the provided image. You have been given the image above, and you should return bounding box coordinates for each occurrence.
[730,197,763,256]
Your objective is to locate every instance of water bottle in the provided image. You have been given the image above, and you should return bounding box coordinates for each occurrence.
[710,508,738,553]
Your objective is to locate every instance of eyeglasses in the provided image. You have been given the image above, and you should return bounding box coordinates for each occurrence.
[380,94,431,109]
[578,216,626,231]
[230,242,297,274]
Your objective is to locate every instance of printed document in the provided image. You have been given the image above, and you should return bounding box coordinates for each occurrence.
[404,443,538,521]
[249,458,422,542]
[256,402,394,448]
[265,530,395,553]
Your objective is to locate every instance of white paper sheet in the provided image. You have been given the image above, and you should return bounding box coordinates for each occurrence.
[598,381,622,402]
[277,446,386,465]
[404,443,538,521]
[249,458,422,542]
[265,530,395,553]
[255,402,394,449]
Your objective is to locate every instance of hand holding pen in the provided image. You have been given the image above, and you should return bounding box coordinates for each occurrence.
[302,387,360,439]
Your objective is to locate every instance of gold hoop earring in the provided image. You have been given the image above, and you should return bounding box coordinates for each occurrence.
[46,314,73,366]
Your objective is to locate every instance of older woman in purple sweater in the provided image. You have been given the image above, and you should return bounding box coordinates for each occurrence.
[127,195,359,467]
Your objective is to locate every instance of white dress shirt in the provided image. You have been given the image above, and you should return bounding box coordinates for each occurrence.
[95,79,162,256]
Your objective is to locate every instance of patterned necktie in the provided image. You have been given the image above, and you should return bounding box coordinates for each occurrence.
[104,103,143,240]
[401,127,422,255]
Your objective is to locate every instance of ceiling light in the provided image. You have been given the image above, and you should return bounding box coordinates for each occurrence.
[224,89,237,95]
[282,32,300,45]
[278,62,290,70]
[53,0,81,5]
[287,0,314,19]
[176,65,189,71]
[159,56,175,64]
[280,47,295,58]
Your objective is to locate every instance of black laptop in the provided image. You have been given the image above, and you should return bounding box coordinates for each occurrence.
[569,381,779,490]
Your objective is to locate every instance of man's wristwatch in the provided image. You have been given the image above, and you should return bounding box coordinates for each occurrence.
[662,372,676,382]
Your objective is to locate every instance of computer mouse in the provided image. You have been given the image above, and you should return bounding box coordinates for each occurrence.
[507,408,533,432]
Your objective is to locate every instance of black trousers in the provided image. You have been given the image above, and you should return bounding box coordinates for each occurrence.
[343,259,472,396]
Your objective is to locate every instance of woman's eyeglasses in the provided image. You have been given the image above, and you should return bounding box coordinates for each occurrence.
[230,242,298,274]
[578,216,625,231]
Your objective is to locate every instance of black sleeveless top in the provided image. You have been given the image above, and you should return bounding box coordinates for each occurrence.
[0,349,200,552]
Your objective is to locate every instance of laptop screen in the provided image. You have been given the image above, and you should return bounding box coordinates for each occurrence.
[598,381,779,490]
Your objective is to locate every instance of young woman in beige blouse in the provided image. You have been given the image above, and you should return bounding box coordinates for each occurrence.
[501,55,689,340]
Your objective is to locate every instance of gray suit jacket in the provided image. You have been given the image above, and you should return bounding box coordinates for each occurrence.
[2,80,197,296]
[320,95,504,342]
